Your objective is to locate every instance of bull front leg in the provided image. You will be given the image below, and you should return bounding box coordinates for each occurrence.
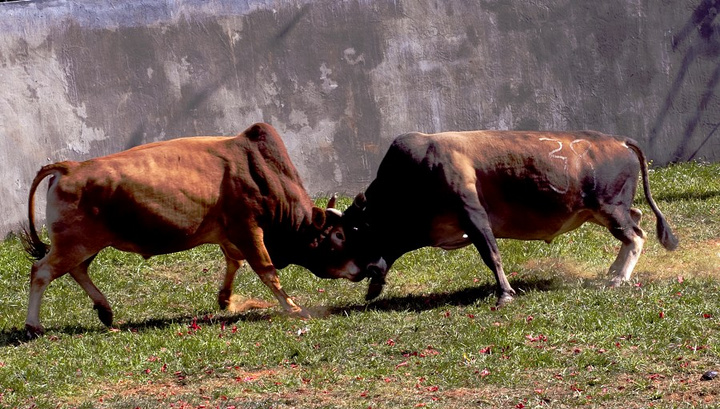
[255,266,310,318]
[457,190,517,306]
[232,228,311,318]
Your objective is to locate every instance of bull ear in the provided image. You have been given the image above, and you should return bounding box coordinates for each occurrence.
[326,193,337,209]
[353,192,367,210]
[311,207,326,230]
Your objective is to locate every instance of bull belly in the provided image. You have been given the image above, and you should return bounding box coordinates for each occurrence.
[107,217,223,257]
[490,210,593,242]
[428,209,592,246]
[429,214,472,249]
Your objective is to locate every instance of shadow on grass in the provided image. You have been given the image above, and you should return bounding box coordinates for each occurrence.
[325,274,563,316]
[0,310,277,346]
[1,276,563,345]
[653,190,720,202]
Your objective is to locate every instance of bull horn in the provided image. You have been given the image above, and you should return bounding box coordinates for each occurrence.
[353,193,367,209]
[327,194,338,209]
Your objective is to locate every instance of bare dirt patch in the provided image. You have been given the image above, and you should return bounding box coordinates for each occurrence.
[83,365,720,409]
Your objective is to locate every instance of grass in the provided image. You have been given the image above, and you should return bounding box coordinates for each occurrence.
[0,161,719,408]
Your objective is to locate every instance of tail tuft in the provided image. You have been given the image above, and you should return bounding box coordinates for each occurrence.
[657,218,679,251]
[625,139,679,252]
[20,224,49,260]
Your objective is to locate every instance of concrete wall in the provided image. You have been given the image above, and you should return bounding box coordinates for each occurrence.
[1,0,719,236]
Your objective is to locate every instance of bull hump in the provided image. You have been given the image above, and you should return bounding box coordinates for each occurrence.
[244,123,273,141]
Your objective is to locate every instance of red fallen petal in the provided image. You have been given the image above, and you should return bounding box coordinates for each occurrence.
[659,311,665,319]
[677,275,684,283]
[703,313,713,319]
[426,386,439,392]
[479,369,490,377]
[386,339,396,346]
[396,361,409,369]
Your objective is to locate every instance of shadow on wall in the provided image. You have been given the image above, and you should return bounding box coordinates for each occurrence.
[650,0,720,162]
[123,4,312,152]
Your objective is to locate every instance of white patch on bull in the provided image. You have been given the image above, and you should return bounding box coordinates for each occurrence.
[540,138,595,194]
[539,138,570,194]
[570,139,596,191]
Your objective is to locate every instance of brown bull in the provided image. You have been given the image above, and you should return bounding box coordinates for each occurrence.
[22,123,359,337]
[340,130,679,304]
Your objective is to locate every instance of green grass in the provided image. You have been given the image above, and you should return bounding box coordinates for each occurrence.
[1,161,719,408]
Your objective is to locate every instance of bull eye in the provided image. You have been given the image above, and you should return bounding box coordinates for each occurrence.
[334,231,345,241]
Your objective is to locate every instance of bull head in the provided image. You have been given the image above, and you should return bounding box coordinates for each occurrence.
[309,194,343,250]
[306,193,388,296]
[341,193,388,300]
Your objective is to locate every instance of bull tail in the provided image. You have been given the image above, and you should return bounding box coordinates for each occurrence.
[626,140,679,251]
[21,163,69,260]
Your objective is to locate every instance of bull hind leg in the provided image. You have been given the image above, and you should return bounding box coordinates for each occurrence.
[26,248,96,337]
[605,208,647,286]
[67,254,113,327]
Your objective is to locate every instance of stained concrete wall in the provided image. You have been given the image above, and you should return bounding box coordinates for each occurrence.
[1,0,719,236]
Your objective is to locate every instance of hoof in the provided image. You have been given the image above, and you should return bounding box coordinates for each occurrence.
[496,293,515,307]
[94,304,114,327]
[289,306,312,320]
[218,289,233,310]
[218,296,231,310]
[25,323,45,339]
[608,278,624,288]
[365,282,385,301]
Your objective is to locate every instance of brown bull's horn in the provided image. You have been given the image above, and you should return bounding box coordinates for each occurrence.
[327,194,338,209]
